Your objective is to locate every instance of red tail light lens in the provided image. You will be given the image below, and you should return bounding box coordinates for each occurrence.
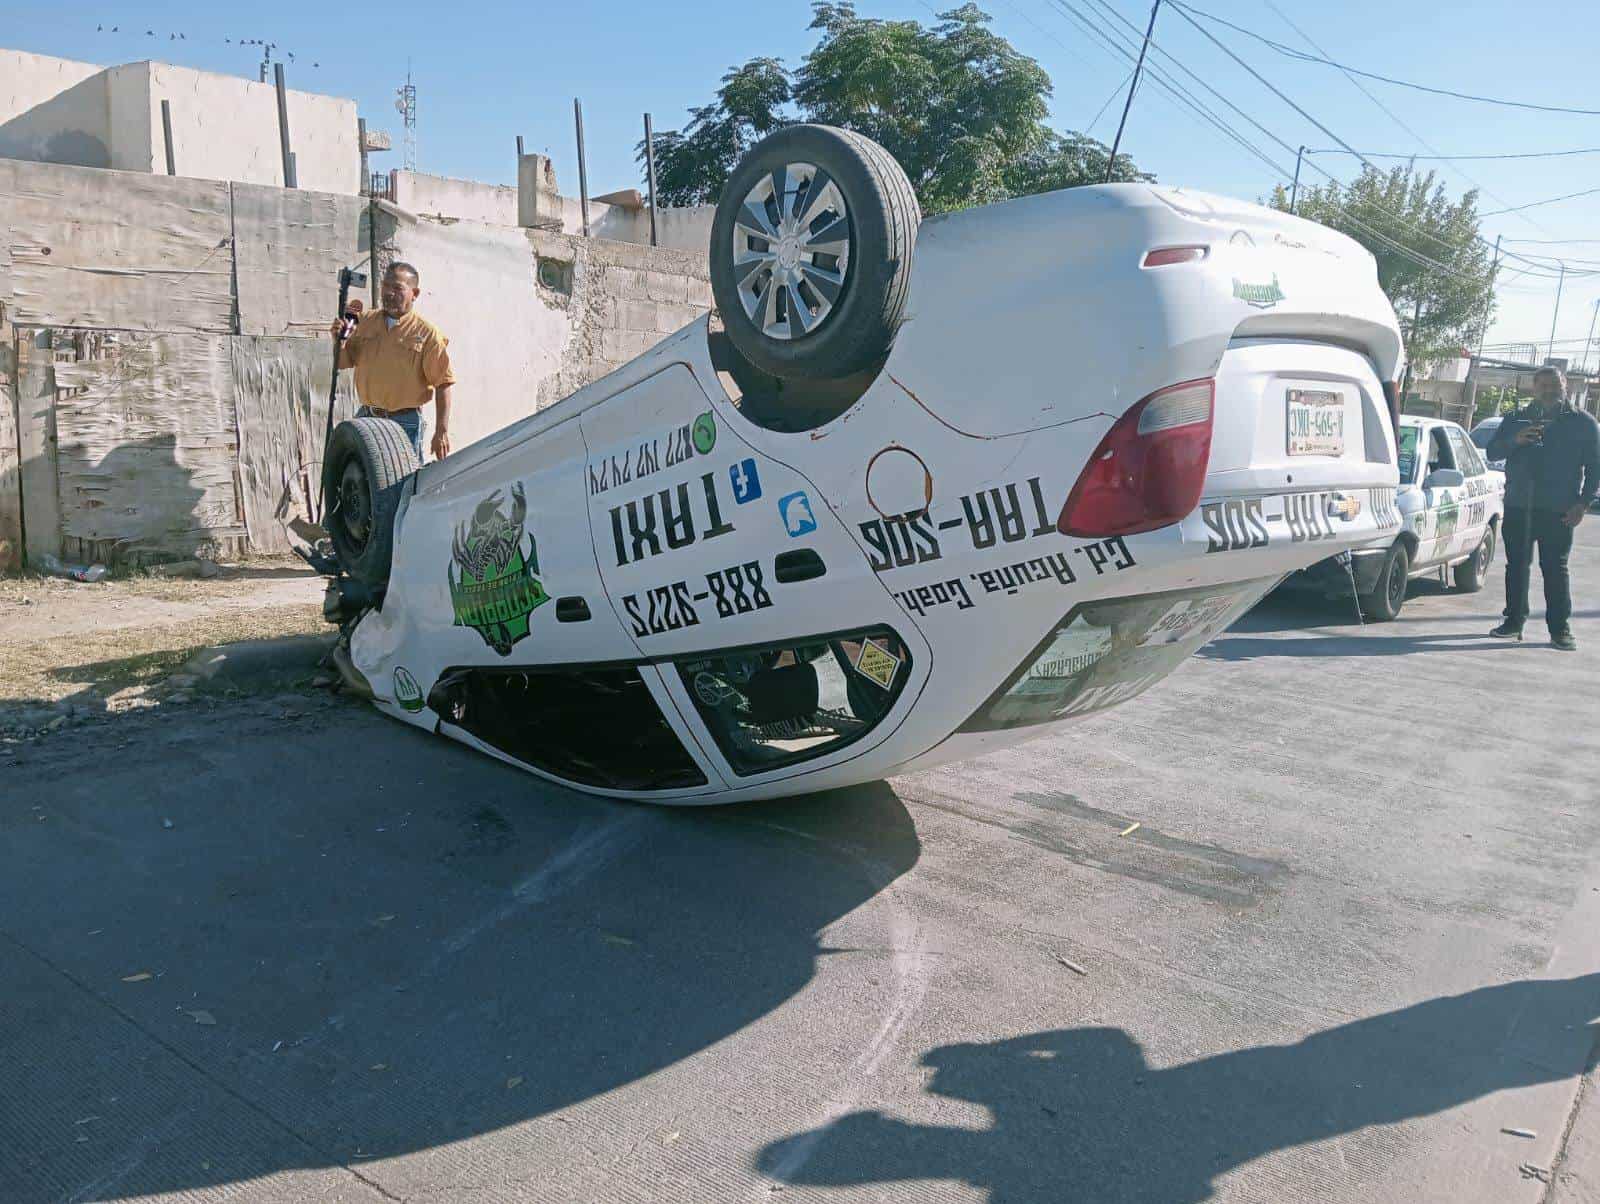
[1141,245,1209,268]
[1057,379,1215,537]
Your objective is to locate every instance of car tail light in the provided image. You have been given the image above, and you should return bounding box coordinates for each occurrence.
[1141,245,1208,268]
[1057,379,1215,538]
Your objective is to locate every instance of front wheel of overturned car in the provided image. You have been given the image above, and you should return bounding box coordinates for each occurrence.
[710,124,920,381]
[322,417,418,589]
[1453,524,1495,593]
[1360,542,1410,622]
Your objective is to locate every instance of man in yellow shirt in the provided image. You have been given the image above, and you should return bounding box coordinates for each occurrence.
[331,261,456,461]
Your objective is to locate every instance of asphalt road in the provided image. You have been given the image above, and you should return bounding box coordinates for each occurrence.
[4,527,1598,1203]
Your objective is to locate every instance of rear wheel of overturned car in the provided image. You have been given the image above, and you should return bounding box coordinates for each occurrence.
[1361,542,1410,622]
[322,416,418,589]
[710,124,920,381]
[1453,523,1495,593]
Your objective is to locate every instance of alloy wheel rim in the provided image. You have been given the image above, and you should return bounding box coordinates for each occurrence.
[339,460,372,550]
[731,161,852,340]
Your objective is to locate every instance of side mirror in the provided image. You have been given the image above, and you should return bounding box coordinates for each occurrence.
[1423,468,1465,490]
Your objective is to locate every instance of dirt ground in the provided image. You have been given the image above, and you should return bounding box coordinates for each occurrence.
[0,560,327,732]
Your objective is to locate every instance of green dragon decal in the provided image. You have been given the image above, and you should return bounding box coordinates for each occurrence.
[447,483,549,656]
[1434,492,1460,543]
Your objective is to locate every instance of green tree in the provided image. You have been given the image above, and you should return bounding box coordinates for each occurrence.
[1269,165,1495,368]
[642,2,1149,214]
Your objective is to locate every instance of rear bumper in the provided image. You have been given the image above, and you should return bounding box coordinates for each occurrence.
[1284,546,1387,596]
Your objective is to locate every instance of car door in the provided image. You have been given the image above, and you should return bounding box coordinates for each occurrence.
[579,363,932,794]
[1446,425,1491,559]
[1416,424,1460,568]
[368,406,732,799]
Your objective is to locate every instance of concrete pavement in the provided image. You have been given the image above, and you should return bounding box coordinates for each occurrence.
[2,526,1597,1202]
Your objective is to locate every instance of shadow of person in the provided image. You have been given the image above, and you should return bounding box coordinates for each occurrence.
[759,974,1600,1202]
[1198,630,1527,661]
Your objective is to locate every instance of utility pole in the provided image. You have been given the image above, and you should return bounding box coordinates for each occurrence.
[1105,0,1160,184]
[1290,145,1305,214]
[1465,234,1501,420]
[644,113,660,248]
[274,63,296,188]
[1401,291,1424,400]
[1584,297,1600,376]
[1547,261,1566,364]
[574,98,590,237]
[1474,235,1501,365]
[160,100,176,175]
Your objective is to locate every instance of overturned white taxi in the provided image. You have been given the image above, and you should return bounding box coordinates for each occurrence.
[317,125,1404,804]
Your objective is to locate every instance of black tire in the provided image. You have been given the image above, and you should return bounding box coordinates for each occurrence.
[1360,542,1410,622]
[1453,523,1495,592]
[710,124,919,381]
[322,417,417,588]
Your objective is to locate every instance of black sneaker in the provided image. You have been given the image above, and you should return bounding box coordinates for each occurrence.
[1551,629,1577,652]
[1489,621,1524,640]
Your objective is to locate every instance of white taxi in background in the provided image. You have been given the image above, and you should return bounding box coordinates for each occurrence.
[1289,415,1503,620]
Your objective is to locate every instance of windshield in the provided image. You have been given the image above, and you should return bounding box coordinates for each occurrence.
[1396,426,1420,482]
[1469,423,1497,449]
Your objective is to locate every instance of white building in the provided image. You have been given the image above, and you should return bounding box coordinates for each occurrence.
[0,49,361,194]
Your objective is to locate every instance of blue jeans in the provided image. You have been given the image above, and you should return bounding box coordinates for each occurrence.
[358,406,424,460]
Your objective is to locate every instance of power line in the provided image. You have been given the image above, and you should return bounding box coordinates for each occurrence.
[1045,0,1293,179]
[1170,0,1600,115]
[1037,0,1572,289]
[1140,0,1532,281]
[1145,1,1578,280]
[1505,238,1600,245]
[1305,146,1600,162]
[1257,0,1559,240]
[1087,70,1136,134]
[1047,0,1503,286]
[1482,186,1600,217]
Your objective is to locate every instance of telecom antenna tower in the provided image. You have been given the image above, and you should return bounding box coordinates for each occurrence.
[396,67,417,171]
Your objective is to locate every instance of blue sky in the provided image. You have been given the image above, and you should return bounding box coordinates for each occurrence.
[7,0,1597,364]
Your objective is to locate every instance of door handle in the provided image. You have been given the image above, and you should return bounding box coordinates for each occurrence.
[774,549,826,583]
[555,596,591,622]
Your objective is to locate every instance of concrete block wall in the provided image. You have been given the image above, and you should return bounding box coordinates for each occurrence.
[375,206,713,447]
[524,228,713,409]
[0,155,713,566]
[393,170,519,226]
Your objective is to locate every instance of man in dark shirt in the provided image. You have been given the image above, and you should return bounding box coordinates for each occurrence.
[1487,366,1600,650]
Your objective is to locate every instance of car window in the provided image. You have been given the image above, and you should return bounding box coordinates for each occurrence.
[959,579,1275,733]
[1396,426,1420,482]
[1426,427,1455,474]
[676,627,913,775]
[1447,427,1483,475]
[1469,422,1498,450]
[427,664,707,790]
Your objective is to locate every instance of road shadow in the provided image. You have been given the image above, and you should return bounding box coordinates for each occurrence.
[760,974,1600,1203]
[1199,629,1529,661]
[0,735,920,1201]
[0,633,336,744]
[212,564,319,582]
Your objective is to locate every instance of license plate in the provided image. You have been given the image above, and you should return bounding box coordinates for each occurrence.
[1286,388,1344,456]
